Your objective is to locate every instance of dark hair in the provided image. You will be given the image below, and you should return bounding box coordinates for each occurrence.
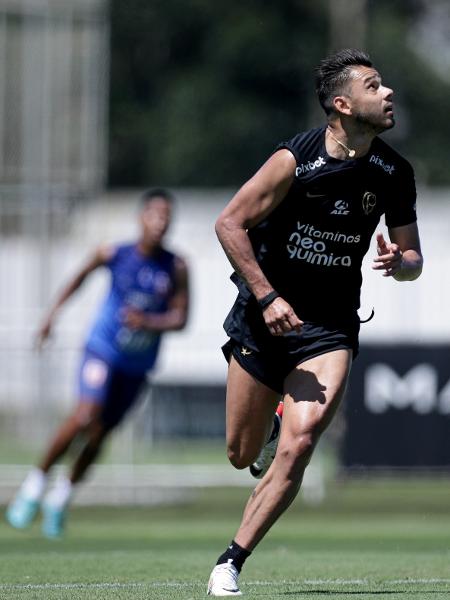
[315,48,372,115]
[140,187,174,205]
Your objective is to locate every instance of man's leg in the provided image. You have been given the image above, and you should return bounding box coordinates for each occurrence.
[5,402,101,531]
[41,414,110,539]
[39,402,103,473]
[42,370,144,538]
[225,356,280,469]
[69,420,110,484]
[65,369,145,484]
[37,402,102,538]
[208,356,280,596]
[235,349,351,550]
[208,349,351,596]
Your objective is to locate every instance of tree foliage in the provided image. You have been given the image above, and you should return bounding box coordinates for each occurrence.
[109,0,450,187]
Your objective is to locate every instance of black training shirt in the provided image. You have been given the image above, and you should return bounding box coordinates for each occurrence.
[230,125,417,325]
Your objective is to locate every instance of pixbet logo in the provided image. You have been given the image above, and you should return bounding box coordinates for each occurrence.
[369,154,395,175]
[296,156,326,176]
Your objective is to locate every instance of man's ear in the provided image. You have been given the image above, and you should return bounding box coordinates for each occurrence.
[333,95,352,116]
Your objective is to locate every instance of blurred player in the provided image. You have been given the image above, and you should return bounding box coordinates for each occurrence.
[207,49,423,595]
[6,188,189,538]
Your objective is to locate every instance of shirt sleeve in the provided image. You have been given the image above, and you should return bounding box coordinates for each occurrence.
[274,139,301,164]
[384,160,417,229]
[272,128,324,173]
[104,244,119,270]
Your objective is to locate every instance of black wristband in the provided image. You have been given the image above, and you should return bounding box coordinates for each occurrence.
[257,291,280,310]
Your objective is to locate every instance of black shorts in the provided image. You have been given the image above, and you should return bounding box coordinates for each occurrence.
[222,320,359,395]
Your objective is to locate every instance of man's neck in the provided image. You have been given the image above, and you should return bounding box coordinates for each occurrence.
[137,240,160,257]
[326,121,375,160]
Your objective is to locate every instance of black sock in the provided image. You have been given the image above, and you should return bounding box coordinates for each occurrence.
[216,540,251,573]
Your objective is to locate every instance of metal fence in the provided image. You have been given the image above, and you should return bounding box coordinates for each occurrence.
[0,0,108,193]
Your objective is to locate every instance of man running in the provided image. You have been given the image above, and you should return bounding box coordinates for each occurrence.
[207,49,423,596]
[6,188,189,538]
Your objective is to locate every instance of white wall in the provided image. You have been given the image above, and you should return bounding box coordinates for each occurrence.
[0,187,448,410]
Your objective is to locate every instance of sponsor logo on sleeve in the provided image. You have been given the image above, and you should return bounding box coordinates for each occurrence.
[369,154,395,175]
[296,156,326,176]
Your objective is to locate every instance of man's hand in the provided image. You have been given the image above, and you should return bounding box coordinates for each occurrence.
[35,317,53,350]
[372,232,403,277]
[123,308,148,330]
[262,297,303,336]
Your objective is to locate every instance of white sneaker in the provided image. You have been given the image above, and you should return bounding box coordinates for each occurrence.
[249,412,281,479]
[207,563,242,596]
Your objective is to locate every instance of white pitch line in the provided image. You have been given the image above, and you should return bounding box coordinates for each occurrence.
[390,578,450,584]
[1,578,450,590]
[250,579,450,586]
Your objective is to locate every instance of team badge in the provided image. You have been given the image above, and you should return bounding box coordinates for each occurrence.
[362,191,377,215]
[82,358,108,388]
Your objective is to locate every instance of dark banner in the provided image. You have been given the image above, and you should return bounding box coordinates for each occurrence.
[342,344,450,468]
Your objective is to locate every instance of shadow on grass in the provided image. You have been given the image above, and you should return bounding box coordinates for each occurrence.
[280,590,447,596]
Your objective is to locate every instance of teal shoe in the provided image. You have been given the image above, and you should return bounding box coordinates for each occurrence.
[5,493,39,530]
[41,503,67,539]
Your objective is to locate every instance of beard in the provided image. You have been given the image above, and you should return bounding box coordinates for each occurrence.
[353,110,395,135]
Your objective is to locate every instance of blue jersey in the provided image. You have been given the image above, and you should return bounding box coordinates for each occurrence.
[85,243,177,374]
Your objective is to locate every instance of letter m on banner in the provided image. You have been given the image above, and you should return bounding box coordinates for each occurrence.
[364,364,438,414]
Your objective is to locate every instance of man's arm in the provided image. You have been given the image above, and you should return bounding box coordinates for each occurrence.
[124,256,189,333]
[372,223,423,281]
[36,245,114,346]
[215,149,303,337]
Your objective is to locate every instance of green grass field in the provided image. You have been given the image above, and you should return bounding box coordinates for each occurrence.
[1,479,450,599]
